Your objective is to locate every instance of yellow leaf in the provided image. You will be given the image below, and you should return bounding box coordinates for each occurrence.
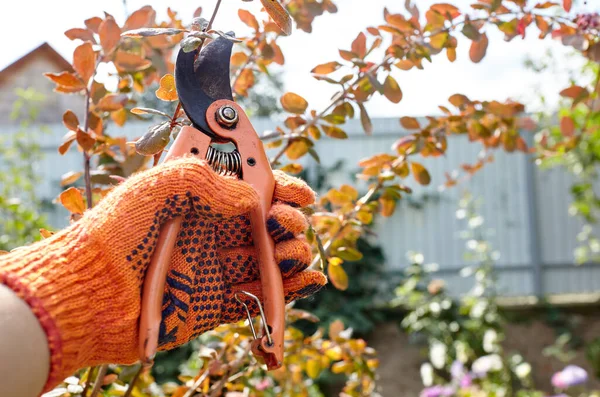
[340,184,358,201]
[325,345,343,361]
[430,32,449,49]
[411,162,431,185]
[60,187,86,214]
[111,108,127,126]
[306,359,322,379]
[156,74,178,101]
[331,361,351,374]
[328,257,348,290]
[260,0,292,36]
[280,163,304,174]
[383,75,403,104]
[367,359,380,370]
[379,197,396,217]
[356,210,373,225]
[281,92,308,114]
[322,125,348,139]
[285,139,312,160]
[39,229,55,239]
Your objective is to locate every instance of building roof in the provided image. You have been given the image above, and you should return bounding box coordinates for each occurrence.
[0,42,73,86]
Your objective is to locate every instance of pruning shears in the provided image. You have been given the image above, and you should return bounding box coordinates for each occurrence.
[138,33,285,370]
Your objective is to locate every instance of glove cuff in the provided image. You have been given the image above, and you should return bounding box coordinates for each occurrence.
[0,222,139,391]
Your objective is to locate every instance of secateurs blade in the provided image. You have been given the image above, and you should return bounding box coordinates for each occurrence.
[139,34,285,370]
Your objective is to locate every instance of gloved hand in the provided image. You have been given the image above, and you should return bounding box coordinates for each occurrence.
[0,157,326,390]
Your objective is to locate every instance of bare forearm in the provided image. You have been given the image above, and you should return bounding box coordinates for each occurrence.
[0,284,49,397]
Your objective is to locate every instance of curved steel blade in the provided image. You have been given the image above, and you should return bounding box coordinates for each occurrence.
[175,34,234,137]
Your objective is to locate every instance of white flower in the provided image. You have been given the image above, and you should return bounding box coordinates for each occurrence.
[470,301,488,318]
[483,329,498,353]
[515,362,532,379]
[421,362,434,386]
[472,354,503,376]
[430,342,447,369]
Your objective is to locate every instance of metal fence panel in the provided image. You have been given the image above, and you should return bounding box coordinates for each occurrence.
[2,118,598,297]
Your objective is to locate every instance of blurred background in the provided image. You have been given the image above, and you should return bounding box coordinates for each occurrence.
[2,0,600,396]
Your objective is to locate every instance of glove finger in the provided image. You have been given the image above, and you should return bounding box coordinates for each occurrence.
[220,270,327,323]
[273,170,315,207]
[219,237,312,284]
[128,158,259,222]
[215,203,308,249]
[267,203,308,243]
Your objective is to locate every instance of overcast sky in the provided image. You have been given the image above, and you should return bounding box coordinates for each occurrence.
[1,0,597,117]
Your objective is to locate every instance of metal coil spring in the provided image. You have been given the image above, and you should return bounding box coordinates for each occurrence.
[206,146,242,177]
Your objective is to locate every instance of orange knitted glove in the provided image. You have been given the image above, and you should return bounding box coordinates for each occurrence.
[0,157,326,390]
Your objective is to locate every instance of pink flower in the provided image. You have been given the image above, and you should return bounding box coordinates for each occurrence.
[254,378,272,391]
[551,365,588,389]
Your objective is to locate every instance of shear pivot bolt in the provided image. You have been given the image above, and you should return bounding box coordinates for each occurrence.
[217,106,239,127]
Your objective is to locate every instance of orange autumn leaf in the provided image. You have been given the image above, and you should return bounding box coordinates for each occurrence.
[311,61,341,75]
[99,17,121,55]
[73,42,96,85]
[260,0,292,36]
[60,187,86,214]
[411,162,431,185]
[62,110,79,131]
[239,9,259,31]
[234,69,255,97]
[469,33,488,63]
[39,228,55,239]
[65,28,96,43]
[114,51,152,72]
[281,92,308,114]
[156,74,178,101]
[76,129,96,151]
[111,108,127,126]
[44,72,85,91]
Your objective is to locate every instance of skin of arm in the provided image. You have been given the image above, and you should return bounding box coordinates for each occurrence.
[0,283,49,397]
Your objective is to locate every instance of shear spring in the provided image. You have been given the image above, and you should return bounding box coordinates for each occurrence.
[206,146,242,177]
[234,291,273,346]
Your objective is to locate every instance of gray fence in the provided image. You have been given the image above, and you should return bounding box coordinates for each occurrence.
[3,117,599,298]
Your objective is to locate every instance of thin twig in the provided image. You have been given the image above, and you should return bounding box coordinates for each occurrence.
[89,364,108,397]
[82,58,102,209]
[182,371,210,397]
[123,365,144,397]
[81,366,96,397]
[270,140,293,167]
